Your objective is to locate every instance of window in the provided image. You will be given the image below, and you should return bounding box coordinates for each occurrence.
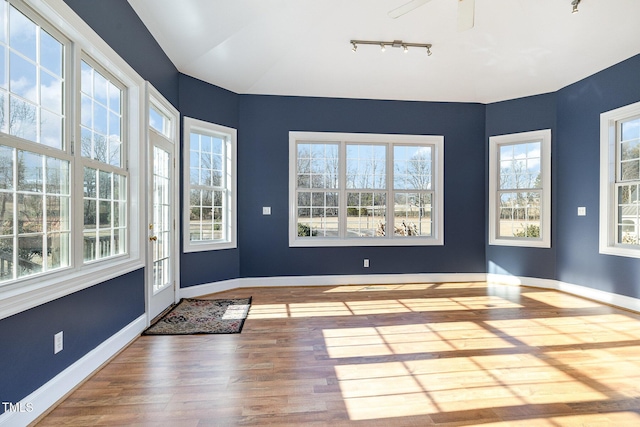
[183,117,236,252]
[0,0,144,316]
[289,132,444,247]
[600,101,640,258]
[80,59,127,262]
[488,129,551,248]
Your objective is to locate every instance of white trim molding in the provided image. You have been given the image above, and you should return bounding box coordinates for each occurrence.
[182,117,238,253]
[487,274,640,313]
[0,315,145,427]
[182,273,498,298]
[599,100,640,258]
[185,273,640,315]
[488,129,552,248]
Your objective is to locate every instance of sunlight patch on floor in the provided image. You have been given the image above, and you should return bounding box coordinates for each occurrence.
[324,284,436,293]
[478,412,640,426]
[486,314,640,347]
[322,322,516,358]
[334,355,608,421]
[248,295,521,319]
[522,291,603,308]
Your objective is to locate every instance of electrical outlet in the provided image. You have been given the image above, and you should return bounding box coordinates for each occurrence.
[364,259,370,268]
[262,206,271,215]
[54,331,63,354]
[577,207,586,216]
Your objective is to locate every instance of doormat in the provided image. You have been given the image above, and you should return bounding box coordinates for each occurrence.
[143,297,252,335]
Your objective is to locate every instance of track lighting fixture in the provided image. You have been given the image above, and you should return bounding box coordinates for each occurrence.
[571,0,581,13]
[350,39,433,56]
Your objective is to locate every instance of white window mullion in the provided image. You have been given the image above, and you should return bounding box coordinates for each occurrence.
[338,140,347,239]
[386,144,393,240]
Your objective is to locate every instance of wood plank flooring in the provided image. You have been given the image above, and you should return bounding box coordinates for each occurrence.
[34,282,640,426]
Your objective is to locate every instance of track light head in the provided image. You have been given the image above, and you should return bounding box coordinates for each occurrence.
[349,39,433,56]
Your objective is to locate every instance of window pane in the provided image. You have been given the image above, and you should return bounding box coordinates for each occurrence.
[40,70,62,112]
[617,184,639,246]
[621,117,640,141]
[297,143,338,190]
[9,5,36,61]
[499,141,541,190]
[0,193,12,234]
[9,96,37,142]
[2,6,64,150]
[17,151,43,192]
[40,108,62,148]
[83,167,126,261]
[40,29,62,77]
[0,145,70,283]
[347,192,386,237]
[10,51,37,103]
[394,145,432,190]
[149,104,170,137]
[0,237,13,281]
[393,192,432,237]
[81,61,123,167]
[346,144,386,190]
[498,191,541,238]
[296,191,338,237]
[0,145,13,190]
[17,235,42,278]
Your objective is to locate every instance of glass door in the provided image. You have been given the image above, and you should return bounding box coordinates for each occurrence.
[146,85,179,321]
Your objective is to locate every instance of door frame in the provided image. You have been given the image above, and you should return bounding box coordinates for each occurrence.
[145,82,180,324]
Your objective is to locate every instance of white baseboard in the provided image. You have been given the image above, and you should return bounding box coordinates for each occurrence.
[487,274,640,313]
[186,273,640,315]
[0,315,146,427]
[179,272,488,298]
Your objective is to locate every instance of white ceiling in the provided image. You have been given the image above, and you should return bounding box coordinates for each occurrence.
[128,0,640,104]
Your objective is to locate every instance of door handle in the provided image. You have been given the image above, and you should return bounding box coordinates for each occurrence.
[149,235,157,242]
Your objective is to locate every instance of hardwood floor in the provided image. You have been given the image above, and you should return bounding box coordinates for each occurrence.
[34,282,640,426]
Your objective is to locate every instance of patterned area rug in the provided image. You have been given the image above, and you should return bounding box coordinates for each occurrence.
[143,297,252,335]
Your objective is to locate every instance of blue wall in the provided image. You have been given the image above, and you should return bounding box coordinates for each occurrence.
[237,95,487,278]
[555,54,640,297]
[0,269,144,413]
[485,93,558,279]
[179,74,241,286]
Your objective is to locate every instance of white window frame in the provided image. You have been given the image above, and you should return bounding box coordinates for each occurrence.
[0,0,145,320]
[488,129,551,248]
[183,117,237,252]
[289,131,444,247]
[600,101,640,258]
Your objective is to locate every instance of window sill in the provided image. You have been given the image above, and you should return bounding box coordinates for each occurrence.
[489,238,551,248]
[290,237,444,247]
[183,241,237,253]
[599,245,640,259]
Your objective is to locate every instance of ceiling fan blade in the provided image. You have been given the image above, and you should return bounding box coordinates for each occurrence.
[388,0,433,19]
[457,0,475,31]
